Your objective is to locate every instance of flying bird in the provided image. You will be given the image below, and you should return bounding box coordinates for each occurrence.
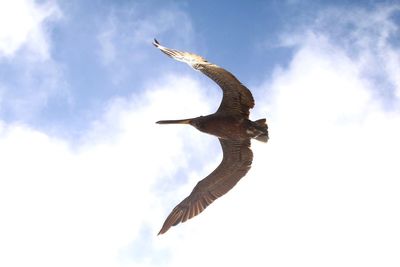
[153,39,268,235]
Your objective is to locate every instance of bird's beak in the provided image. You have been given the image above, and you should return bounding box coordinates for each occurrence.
[156,118,192,124]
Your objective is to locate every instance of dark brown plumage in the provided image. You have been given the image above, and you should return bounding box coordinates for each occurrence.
[154,39,268,235]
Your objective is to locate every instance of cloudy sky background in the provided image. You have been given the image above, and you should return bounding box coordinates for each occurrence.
[1,0,400,266]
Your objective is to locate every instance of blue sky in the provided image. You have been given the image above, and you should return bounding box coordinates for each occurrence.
[1,1,400,266]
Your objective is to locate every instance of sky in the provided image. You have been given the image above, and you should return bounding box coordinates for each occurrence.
[0,0,400,266]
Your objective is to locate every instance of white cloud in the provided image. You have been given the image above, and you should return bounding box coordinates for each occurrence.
[0,0,65,121]
[1,3,400,267]
[280,4,400,102]
[0,0,61,60]
[0,74,214,267]
[97,6,194,66]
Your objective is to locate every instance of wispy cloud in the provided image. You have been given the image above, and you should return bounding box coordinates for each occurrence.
[0,0,61,60]
[279,4,400,104]
[0,0,65,122]
[97,4,194,81]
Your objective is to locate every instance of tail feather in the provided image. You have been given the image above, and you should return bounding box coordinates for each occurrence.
[255,133,269,142]
[254,118,267,127]
[253,118,269,143]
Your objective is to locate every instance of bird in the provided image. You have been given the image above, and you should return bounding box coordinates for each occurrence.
[153,39,268,235]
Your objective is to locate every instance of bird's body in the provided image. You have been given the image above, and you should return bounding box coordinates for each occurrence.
[153,39,268,235]
[158,114,268,142]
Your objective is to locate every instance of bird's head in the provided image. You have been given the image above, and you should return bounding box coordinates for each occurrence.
[188,116,206,130]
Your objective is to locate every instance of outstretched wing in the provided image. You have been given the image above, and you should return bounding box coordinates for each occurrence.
[158,138,253,235]
[153,39,254,118]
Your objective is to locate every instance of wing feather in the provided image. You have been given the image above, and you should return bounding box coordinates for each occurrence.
[153,39,254,118]
[158,139,253,235]
[199,65,254,118]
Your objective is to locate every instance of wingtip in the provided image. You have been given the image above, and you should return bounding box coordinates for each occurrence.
[157,226,169,235]
[152,38,160,47]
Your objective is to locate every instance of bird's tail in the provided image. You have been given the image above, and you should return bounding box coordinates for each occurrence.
[253,119,269,143]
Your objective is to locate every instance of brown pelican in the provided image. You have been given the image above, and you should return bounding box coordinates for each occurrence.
[154,39,268,235]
